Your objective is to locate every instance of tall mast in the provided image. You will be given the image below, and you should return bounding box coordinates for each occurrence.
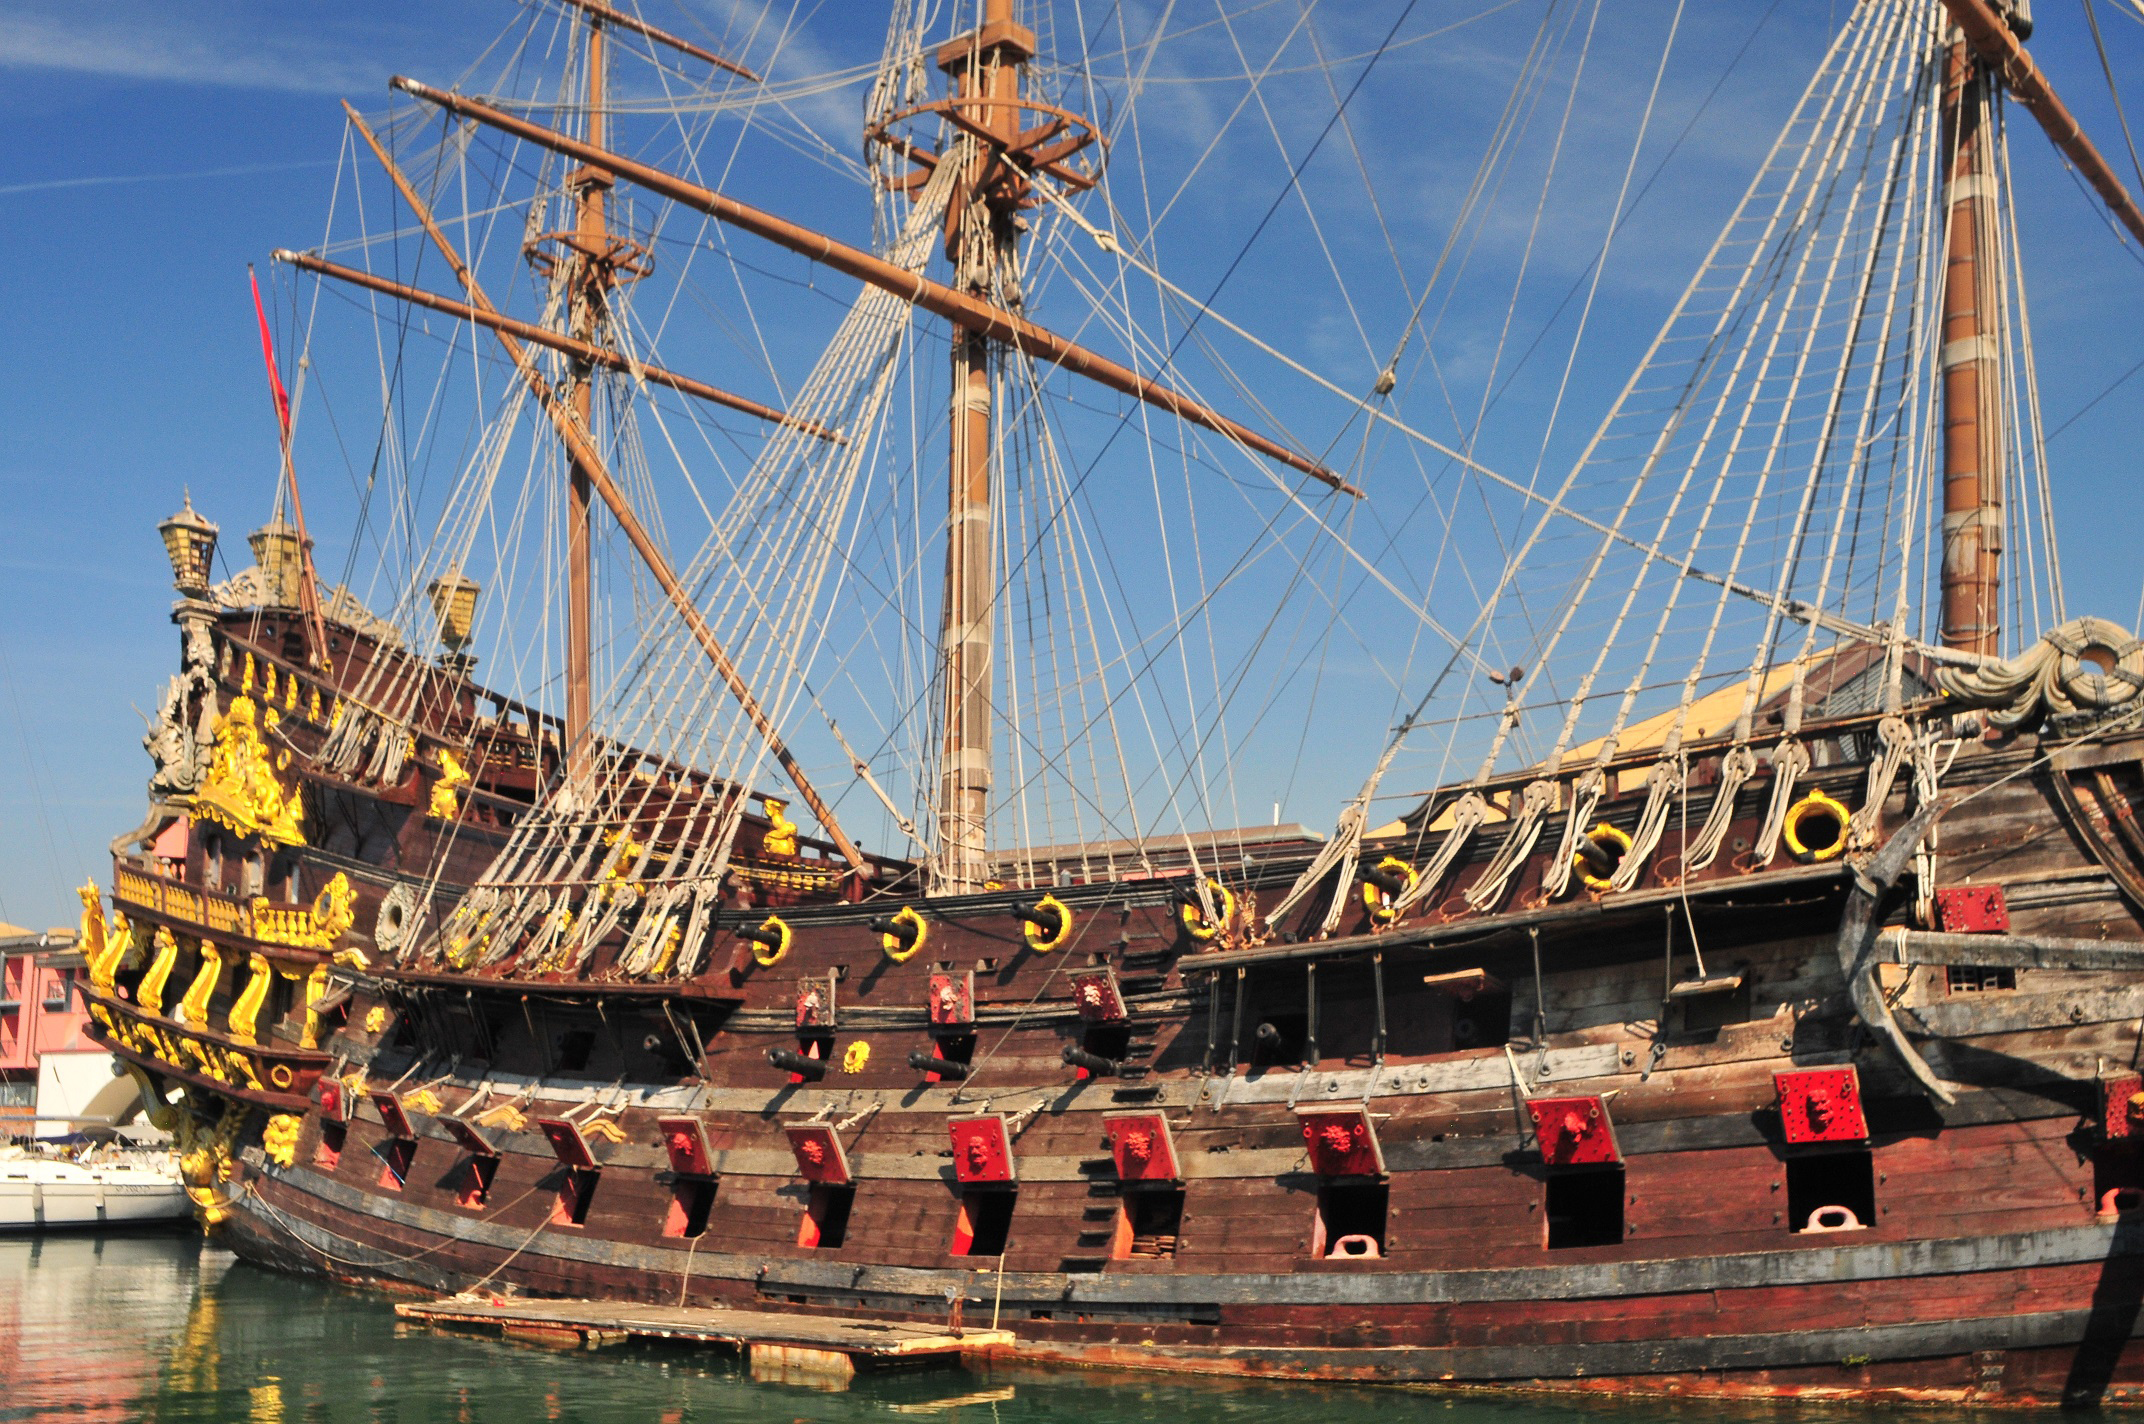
[563,12,613,784]
[933,0,1032,894]
[1938,29,2004,658]
[396,20,1358,886]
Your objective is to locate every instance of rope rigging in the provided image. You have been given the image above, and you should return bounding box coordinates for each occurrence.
[263,0,2091,985]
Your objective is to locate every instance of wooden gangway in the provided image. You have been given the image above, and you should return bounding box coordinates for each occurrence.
[395,1296,1011,1386]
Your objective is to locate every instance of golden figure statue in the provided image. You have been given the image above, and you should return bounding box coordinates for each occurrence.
[194,695,306,847]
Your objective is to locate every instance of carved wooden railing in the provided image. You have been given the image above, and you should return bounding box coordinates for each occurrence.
[113,859,352,958]
[114,864,255,939]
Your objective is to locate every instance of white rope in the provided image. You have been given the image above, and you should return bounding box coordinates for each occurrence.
[1752,737,1813,866]
[1849,714,1913,851]
[1681,744,1757,873]
[1464,778,1556,912]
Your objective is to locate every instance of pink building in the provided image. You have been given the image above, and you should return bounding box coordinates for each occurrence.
[0,924,97,1138]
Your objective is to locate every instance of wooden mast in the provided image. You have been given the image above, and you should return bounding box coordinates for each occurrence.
[1935,0,2144,656]
[388,12,1349,890]
[388,77,1352,493]
[550,0,761,82]
[331,105,871,876]
[563,13,609,785]
[273,250,843,440]
[1940,0,2144,249]
[1938,30,2005,658]
[933,0,1030,894]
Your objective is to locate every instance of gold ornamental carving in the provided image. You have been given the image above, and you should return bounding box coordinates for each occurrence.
[81,884,141,991]
[174,1099,248,1228]
[428,747,470,819]
[193,694,306,847]
[252,871,354,951]
[137,927,181,1016]
[262,1113,302,1168]
[760,795,799,856]
[176,941,225,1029]
[227,953,275,1045]
[93,1000,274,1096]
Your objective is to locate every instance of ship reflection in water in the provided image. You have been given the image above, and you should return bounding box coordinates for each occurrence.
[0,1230,1899,1424]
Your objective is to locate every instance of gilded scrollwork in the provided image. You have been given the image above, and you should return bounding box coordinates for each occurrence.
[428,747,470,819]
[226,953,274,1045]
[97,997,282,1100]
[262,1113,302,1168]
[174,1098,248,1228]
[137,927,181,1016]
[193,694,306,847]
[176,941,224,1029]
[252,870,355,951]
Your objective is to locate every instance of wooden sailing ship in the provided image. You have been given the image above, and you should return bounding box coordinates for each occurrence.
[77,0,2144,1402]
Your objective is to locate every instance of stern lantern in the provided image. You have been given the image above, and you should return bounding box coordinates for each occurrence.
[158,495,220,597]
[248,516,310,608]
[426,567,481,668]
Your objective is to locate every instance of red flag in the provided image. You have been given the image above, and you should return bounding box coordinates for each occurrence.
[249,265,292,439]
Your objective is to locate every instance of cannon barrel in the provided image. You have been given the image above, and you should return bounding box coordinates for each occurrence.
[768,1047,827,1081]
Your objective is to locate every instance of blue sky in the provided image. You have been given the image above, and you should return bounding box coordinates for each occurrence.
[6,1,2144,930]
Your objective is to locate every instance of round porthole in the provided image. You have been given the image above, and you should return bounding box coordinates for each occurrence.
[374,883,420,956]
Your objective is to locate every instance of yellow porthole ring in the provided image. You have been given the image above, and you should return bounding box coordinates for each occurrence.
[751,915,794,968]
[880,905,928,962]
[1023,894,1074,953]
[1783,789,1851,863]
[1179,880,1236,942]
[1360,856,1419,924]
[1573,822,1634,892]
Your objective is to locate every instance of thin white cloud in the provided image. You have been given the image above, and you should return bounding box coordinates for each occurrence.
[0,10,382,94]
[0,161,329,199]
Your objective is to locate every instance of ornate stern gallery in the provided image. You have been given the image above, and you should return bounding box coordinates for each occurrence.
[79,0,2144,1404]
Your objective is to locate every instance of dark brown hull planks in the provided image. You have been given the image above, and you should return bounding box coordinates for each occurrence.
[91,602,2144,1403]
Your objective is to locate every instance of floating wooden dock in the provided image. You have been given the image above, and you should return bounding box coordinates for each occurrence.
[394,1296,1012,1387]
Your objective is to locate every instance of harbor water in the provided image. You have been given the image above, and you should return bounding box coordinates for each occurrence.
[0,1228,1978,1423]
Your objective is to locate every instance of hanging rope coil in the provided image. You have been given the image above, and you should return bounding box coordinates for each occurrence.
[1933,617,2144,729]
[1752,739,1813,866]
[1609,758,1684,892]
[1263,800,1368,931]
[1465,779,1557,912]
[1682,743,1758,872]
[1848,715,1913,851]
[1540,769,1608,901]
[1391,790,1489,917]
[1910,723,1961,924]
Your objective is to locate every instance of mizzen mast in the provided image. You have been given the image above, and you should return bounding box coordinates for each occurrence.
[1938,25,2005,657]
[1934,0,2144,656]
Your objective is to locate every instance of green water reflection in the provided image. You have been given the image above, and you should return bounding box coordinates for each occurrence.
[0,1230,1971,1423]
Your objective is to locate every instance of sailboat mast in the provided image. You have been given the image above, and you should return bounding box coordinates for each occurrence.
[934,0,1032,894]
[565,13,610,782]
[1938,30,2005,658]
